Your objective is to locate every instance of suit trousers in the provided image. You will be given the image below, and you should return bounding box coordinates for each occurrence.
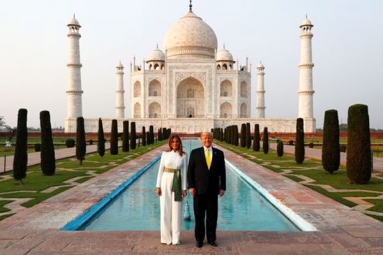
[193,192,218,243]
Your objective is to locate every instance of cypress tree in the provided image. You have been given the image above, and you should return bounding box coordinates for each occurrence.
[122,120,129,152]
[347,104,371,184]
[158,127,163,141]
[110,119,118,155]
[142,126,147,146]
[322,109,340,174]
[40,110,56,176]
[234,125,239,146]
[262,127,269,154]
[76,117,86,165]
[246,123,251,149]
[240,123,246,147]
[13,108,28,184]
[277,140,284,158]
[130,122,137,150]
[149,125,154,145]
[253,124,260,151]
[295,118,305,164]
[97,118,106,157]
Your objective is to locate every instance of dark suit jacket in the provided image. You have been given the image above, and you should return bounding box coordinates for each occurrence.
[187,147,226,195]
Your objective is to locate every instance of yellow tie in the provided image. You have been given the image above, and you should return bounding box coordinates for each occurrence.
[205,148,211,169]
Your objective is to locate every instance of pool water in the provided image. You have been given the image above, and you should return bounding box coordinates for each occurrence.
[64,140,301,232]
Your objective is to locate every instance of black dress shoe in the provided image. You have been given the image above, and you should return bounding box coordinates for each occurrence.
[196,242,203,248]
[208,241,218,247]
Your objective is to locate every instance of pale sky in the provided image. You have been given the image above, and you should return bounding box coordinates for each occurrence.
[1,0,382,129]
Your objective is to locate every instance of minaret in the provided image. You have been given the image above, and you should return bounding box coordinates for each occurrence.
[115,61,125,118]
[298,16,315,119]
[256,62,266,118]
[65,15,83,130]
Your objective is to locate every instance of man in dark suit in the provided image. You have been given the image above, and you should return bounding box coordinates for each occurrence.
[187,131,226,248]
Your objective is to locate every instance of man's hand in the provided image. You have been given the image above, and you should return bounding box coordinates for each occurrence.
[219,189,225,197]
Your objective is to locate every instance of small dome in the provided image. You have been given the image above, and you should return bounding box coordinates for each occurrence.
[164,11,217,59]
[257,62,264,68]
[68,15,81,27]
[217,47,234,62]
[300,17,313,28]
[147,48,165,62]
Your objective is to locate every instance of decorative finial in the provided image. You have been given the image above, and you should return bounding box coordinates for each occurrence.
[189,0,192,11]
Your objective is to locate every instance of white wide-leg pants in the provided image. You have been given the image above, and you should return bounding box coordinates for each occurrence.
[159,172,182,245]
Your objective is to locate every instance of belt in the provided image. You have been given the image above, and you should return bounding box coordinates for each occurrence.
[164,167,179,173]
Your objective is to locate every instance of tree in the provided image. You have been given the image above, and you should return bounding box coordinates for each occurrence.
[277,140,284,158]
[149,125,154,145]
[262,127,269,154]
[40,110,56,176]
[76,117,86,165]
[295,118,305,164]
[322,109,340,174]
[13,109,28,184]
[122,120,129,152]
[142,126,146,146]
[130,122,137,150]
[110,119,118,155]
[347,104,371,184]
[253,124,260,151]
[240,123,246,147]
[97,118,106,157]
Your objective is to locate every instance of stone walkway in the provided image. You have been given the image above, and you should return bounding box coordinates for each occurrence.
[0,144,383,254]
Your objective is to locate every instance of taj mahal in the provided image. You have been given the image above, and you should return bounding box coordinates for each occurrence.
[64,2,316,134]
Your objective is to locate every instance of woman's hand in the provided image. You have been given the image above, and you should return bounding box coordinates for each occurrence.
[182,190,187,198]
[156,187,161,196]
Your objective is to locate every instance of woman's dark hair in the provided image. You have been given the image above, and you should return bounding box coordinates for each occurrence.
[167,134,185,156]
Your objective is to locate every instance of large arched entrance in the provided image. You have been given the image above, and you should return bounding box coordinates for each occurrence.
[176,77,205,118]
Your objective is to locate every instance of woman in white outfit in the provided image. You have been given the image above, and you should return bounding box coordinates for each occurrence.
[156,134,187,245]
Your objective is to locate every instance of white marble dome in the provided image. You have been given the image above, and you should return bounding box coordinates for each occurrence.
[68,15,80,27]
[164,10,217,59]
[147,48,165,62]
[300,17,313,28]
[217,47,234,62]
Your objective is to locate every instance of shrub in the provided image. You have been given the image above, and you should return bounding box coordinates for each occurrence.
[240,123,246,148]
[40,110,56,176]
[253,124,260,151]
[13,108,28,184]
[262,127,269,154]
[277,141,284,158]
[34,143,41,152]
[340,145,347,152]
[122,120,129,152]
[76,117,86,164]
[97,118,105,157]
[347,104,371,184]
[309,142,314,148]
[110,119,118,155]
[89,139,94,145]
[322,109,340,174]
[295,118,305,164]
[65,139,75,148]
[142,126,146,146]
[130,122,137,150]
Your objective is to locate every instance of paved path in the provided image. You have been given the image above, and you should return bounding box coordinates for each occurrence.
[1,143,383,254]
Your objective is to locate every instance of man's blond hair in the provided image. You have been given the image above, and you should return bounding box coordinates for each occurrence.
[201,131,213,137]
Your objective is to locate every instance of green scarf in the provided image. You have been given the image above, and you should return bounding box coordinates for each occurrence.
[171,169,182,202]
